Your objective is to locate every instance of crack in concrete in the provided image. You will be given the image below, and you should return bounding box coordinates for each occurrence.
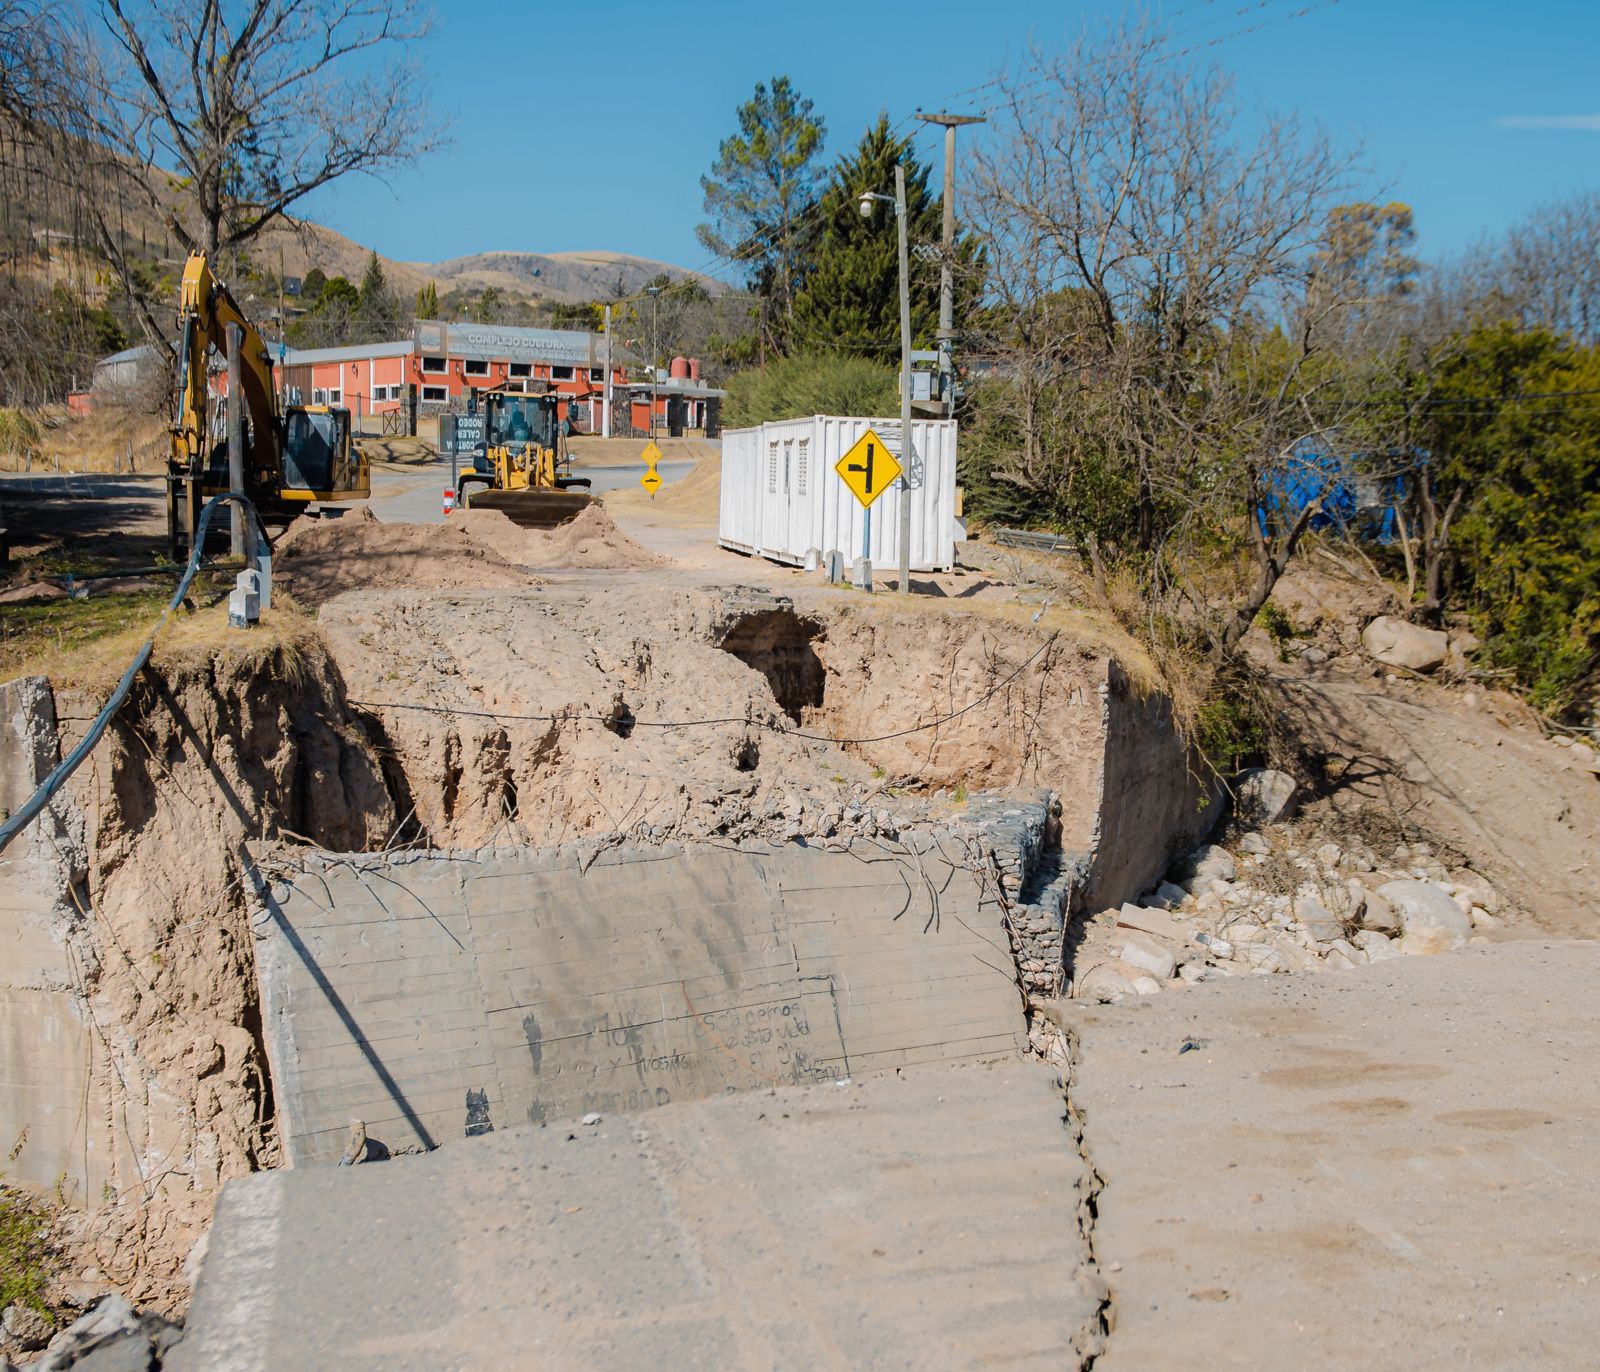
[1060,1021,1115,1370]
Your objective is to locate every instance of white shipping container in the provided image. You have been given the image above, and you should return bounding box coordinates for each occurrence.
[719,415,958,573]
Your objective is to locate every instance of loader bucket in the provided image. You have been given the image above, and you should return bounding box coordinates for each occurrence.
[464,487,597,530]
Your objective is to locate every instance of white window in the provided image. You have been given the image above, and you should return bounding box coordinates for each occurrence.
[550,365,574,381]
[463,358,489,377]
[796,437,809,496]
[421,385,447,404]
[508,362,531,378]
[767,440,779,494]
[326,387,342,406]
[311,388,326,405]
[589,366,604,382]
[421,355,447,373]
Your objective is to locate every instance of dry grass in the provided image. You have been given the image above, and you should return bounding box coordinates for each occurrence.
[0,405,168,474]
[2,581,319,696]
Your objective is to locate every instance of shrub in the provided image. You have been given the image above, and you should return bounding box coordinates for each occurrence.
[723,352,898,428]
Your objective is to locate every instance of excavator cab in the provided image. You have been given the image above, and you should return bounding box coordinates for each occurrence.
[280,405,362,500]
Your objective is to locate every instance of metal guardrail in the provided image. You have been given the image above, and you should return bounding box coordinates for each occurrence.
[0,492,270,856]
[990,527,1075,556]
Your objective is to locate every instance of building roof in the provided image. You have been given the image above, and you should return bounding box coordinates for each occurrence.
[625,378,727,400]
[281,340,416,366]
[95,343,161,369]
[414,319,605,368]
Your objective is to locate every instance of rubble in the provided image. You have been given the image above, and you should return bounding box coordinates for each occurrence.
[1063,818,1509,1002]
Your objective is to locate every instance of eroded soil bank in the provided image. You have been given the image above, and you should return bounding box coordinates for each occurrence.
[3,574,1208,1317]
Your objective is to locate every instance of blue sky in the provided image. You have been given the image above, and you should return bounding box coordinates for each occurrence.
[301,0,1600,276]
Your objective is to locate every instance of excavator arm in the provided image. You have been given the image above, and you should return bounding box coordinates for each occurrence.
[170,252,280,490]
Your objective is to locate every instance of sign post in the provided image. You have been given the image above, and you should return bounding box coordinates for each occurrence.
[834,427,903,592]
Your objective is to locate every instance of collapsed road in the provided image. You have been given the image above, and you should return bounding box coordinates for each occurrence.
[5,492,1599,1370]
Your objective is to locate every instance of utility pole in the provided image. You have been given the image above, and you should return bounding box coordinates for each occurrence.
[646,285,661,442]
[915,111,985,414]
[225,322,247,560]
[859,169,915,596]
[894,163,913,597]
[602,301,613,439]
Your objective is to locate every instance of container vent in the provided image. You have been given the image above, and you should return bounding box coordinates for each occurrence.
[796,438,809,496]
[767,441,779,494]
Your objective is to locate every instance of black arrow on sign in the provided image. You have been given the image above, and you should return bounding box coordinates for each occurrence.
[847,441,876,493]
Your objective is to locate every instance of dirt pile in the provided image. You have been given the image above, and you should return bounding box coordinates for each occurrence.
[605,449,723,522]
[453,503,666,570]
[275,506,539,608]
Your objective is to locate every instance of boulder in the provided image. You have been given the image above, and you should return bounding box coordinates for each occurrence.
[1116,904,1191,944]
[1237,831,1272,855]
[1185,844,1238,883]
[2,1305,52,1352]
[1233,769,1299,826]
[1362,616,1448,672]
[1358,887,1401,934]
[1076,962,1136,1003]
[1378,879,1474,941]
[1400,924,1466,956]
[1127,973,1164,996]
[1353,929,1399,960]
[1292,897,1345,944]
[1116,931,1179,981]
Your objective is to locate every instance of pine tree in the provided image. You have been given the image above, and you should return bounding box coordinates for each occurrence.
[696,76,826,355]
[416,280,439,319]
[790,116,946,358]
[358,249,387,307]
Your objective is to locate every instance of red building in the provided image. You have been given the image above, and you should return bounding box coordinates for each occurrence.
[276,319,631,434]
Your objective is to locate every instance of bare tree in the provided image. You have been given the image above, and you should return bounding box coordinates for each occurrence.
[1494,192,1600,346]
[90,0,437,263]
[964,22,1387,653]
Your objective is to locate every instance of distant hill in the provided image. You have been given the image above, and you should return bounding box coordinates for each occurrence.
[402,250,725,304]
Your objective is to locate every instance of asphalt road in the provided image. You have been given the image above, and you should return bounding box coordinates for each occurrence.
[363,457,693,524]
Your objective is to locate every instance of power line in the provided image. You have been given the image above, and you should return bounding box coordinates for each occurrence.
[348,632,1060,748]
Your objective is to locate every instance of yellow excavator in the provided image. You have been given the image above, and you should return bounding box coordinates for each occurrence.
[454,388,595,529]
[167,252,369,556]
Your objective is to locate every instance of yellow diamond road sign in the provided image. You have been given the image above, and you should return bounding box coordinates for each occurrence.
[640,467,662,493]
[835,428,902,509]
[640,439,663,469]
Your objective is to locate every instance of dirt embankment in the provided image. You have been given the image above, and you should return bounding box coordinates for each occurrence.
[317,583,1111,852]
[47,634,395,1308]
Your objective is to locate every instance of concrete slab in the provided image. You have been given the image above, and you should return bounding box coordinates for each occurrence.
[1069,942,1600,1370]
[175,1060,1099,1371]
[252,840,1026,1165]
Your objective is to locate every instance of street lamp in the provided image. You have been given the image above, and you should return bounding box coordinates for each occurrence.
[645,284,661,442]
[858,165,914,596]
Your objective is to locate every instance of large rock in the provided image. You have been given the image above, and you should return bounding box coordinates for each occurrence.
[1358,888,1400,935]
[1183,844,1237,883]
[1362,616,1448,672]
[1076,961,1137,1003]
[1116,931,1179,982]
[1378,880,1473,941]
[1293,897,1345,944]
[1233,769,1299,826]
